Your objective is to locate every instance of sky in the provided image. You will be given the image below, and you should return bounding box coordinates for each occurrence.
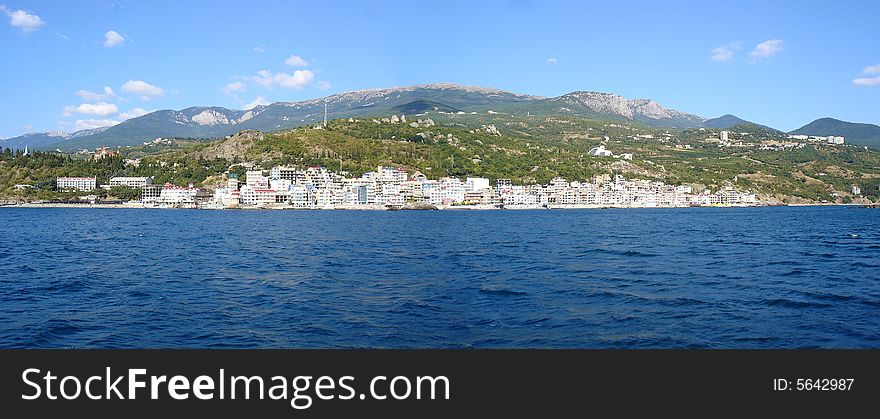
[1,0,878,139]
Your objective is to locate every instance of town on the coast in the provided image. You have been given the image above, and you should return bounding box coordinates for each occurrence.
[4,93,876,209]
[48,163,758,210]
[6,109,874,209]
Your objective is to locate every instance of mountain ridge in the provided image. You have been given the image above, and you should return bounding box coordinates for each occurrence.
[0,83,868,151]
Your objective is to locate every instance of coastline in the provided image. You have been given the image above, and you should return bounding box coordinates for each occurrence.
[1,202,870,210]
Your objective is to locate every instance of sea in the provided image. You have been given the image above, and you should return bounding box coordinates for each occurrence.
[0,206,878,348]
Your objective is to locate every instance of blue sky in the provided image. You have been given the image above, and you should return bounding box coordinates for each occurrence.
[1,0,878,138]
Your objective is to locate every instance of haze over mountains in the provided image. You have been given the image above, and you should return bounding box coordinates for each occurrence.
[3,83,878,150]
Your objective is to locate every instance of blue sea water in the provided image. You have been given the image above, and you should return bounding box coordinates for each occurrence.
[0,206,878,348]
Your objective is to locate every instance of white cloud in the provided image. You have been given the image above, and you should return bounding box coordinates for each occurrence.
[284,55,309,67]
[275,70,314,89]
[104,30,125,48]
[546,58,558,65]
[121,80,165,100]
[710,42,742,63]
[317,80,332,90]
[710,46,734,62]
[253,45,266,53]
[862,64,880,75]
[222,81,246,95]
[853,77,880,87]
[74,119,119,131]
[1,5,45,33]
[749,39,783,60]
[75,90,104,102]
[853,65,880,86]
[252,69,315,89]
[243,96,270,110]
[253,70,275,88]
[63,102,119,117]
[75,86,116,102]
[119,107,148,120]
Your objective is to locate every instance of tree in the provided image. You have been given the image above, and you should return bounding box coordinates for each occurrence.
[109,185,141,201]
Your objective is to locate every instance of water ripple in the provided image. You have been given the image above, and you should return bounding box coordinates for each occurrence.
[0,206,878,348]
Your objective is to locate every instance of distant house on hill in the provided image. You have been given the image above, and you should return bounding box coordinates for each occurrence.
[588,145,613,157]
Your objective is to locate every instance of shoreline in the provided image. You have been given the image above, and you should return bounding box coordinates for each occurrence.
[1,202,871,210]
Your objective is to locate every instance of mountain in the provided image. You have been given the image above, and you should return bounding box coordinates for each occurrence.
[704,114,748,128]
[65,126,112,140]
[703,114,774,130]
[25,83,879,151]
[0,131,69,150]
[390,100,462,114]
[627,98,706,127]
[0,126,115,151]
[790,118,880,148]
[0,84,719,150]
[543,92,706,127]
[49,84,538,150]
[68,107,259,149]
[0,127,114,151]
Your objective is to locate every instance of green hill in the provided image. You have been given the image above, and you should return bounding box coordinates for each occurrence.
[704,114,774,131]
[5,115,880,204]
[790,118,880,148]
[390,100,461,115]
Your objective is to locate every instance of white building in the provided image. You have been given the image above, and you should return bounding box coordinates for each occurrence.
[56,177,96,191]
[400,179,426,203]
[239,185,277,206]
[270,178,293,192]
[376,183,404,207]
[271,166,306,183]
[342,181,374,206]
[788,134,844,144]
[142,185,163,203]
[289,185,313,208]
[376,166,408,183]
[227,174,240,190]
[203,163,762,210]
[465,177,491,192]
[245,170,270,189]
[427,177,465,205]
[549,177,569,194]
[501,185,542,207]
[314,187,343,208]
[158,183,198,205]
[720,131,730,141]
[588,145,613,157]
[212,187,240,207]
[109,176,152,188]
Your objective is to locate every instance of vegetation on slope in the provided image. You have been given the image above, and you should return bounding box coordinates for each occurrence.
[2,113,879,204]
